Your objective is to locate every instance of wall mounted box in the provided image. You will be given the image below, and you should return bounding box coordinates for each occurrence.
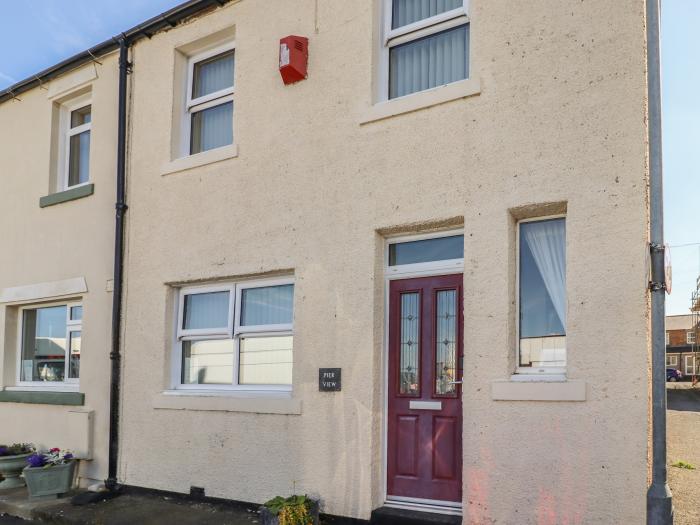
[279,36,308,85]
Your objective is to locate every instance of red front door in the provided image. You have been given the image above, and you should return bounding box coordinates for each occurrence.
[387,274,463,503]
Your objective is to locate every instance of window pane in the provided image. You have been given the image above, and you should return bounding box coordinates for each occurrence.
[70,105,91,127]
[241,284,294,326]
[192,50,234,99]
[399,292,420,395]
[21,306,67,382]
[69,331,81,379]
[392,0,463,29]
[389,235,463,266]
[68,130,90,186]
[190,101,233,154]
[70,306,83,321]
[182,291,230,330]
[181,339,234,384]
[239,336,293,385]
[435,289,457,395]
[519,219,566,338]
[389,24,468,99]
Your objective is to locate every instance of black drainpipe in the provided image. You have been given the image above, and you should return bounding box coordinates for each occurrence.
[106,35,130,492]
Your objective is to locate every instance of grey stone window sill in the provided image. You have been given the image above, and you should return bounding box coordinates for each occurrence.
[0,390,85,406]
[39,183,94,208]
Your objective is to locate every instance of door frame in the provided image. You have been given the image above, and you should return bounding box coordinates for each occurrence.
[381,230,464,515]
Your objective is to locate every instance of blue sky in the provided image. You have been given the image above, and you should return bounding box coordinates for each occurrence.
[0,1,698,314]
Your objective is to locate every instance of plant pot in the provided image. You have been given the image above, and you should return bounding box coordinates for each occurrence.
[259,499,320,525]
[0,453,32,489]
[23,460,76,498]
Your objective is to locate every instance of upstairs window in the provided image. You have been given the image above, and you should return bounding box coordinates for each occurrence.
[518,217,567,373]
[59,96,91,190]
[688,330,696,345]
[384,0,470,99]
[186,45,235,155]
[666,331,670,346]
[19,303,82,386]
[176,279,294,390]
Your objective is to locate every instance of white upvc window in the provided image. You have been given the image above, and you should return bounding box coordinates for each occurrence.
[687,330,696,345]
[17,302,82,388]
[58,95,91,190]
[381,0,470,100]
[666,355,678,367]
[175,278,294,391]
[516,216,567,375]
[684,354,696,376]
[666,331,670,346]
[184,43,235,156]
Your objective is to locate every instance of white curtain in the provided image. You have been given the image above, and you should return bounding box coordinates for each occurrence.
[190,101,233,154]
[193,51,234,98]
[389,24,468,99]
[392,0,463,28]
[521,220,566,329]
[184,291,230,330]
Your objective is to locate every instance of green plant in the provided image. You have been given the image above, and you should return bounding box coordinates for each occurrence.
[264,494,313,525]
[0,443,34,456]
[671,460,695,470]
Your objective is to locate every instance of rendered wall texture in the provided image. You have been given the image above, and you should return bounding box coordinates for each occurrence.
[111,0,651,522]
[0,56,119,483]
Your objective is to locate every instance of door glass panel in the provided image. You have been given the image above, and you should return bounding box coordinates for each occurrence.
[399,292,420,395]
[435,290,457,394]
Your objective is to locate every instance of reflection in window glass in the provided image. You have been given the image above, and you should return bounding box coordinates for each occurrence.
[182,291,230,330]
[390,235,463,266]
[519,218,566,368]
[21,306,67,382]
[239,336,293,385]
[241,285,294,326]
[69,331,81,379]
[181,339,235,384]
[70,306,83,321]
[68,130,90,186]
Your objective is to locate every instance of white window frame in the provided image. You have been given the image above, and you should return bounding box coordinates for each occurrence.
[380,0,470,102]
[666,331,670,345]
[515,214,567,376]
[58,94,92,192]
[15,300,82,390]
[666,355,678,367]
[687,330,696,345]
[173,277,294,393]
[684,354,696,376]
[182,42,235,157]
[385,229,465,278]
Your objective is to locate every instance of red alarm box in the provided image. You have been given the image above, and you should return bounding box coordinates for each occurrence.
[279,36,309,85]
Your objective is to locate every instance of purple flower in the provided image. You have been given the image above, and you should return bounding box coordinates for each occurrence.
[63,453,73,460]
[26,453,46,468]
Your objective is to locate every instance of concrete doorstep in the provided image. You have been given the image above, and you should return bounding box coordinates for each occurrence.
[0,487,262,525]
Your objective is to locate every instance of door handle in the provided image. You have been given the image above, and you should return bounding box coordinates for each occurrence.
[449,380,463,385]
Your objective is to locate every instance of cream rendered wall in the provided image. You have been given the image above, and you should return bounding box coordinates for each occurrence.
[0,56,118,483]
[120,0,650,522]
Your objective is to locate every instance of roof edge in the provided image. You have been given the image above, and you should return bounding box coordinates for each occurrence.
[0,0,231,104]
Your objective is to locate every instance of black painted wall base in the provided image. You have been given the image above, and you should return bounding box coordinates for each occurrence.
[370,506,461,525]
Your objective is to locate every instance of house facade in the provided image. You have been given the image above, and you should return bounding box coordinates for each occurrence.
[0,56,119,485]
[666,314,698,376]
[0,0,653,523]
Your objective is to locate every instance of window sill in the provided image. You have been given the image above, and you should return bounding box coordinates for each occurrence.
[161,144,238,176]
[0,390,84,406]
[360,78,481,125]
[490,378,586,401]
[39,183,94,208]
[152,390,301,415]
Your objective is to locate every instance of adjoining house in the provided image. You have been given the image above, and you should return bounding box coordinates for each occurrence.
[0,0,659,523]
[666,314,699,377]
